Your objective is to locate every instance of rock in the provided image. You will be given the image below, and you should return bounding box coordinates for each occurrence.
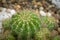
[2,0,6,3]
[0,7,16,34]
[58,28,60,33]
[52,0,60,8]
[0,7,16,20]
[39,7,46,16]
[50,30,58,37]
[47,10,52,17]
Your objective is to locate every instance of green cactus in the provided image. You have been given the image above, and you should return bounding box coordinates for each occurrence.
[2,19,10,30]
[10,10,41,40]
[35,28,50,40]
[2,10,56,40]
[5,34,15,40]
[40,16,56,30]
[51,35,60,40]
[2,30,15,40]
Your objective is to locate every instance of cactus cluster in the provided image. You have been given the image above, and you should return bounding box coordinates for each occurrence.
[2,10,56,40]
[10,10,41,40]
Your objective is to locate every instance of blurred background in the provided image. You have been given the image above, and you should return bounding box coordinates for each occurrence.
[0,0,60,28]
[0,0,60,40]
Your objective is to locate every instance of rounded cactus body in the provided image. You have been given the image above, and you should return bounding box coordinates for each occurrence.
[35,28,50,40]
[10,10,41,40]
[2,19,11,30]
[5,34,15,40]
[51,36,60,40]
[2,30,15,40]
[40,16,56,30]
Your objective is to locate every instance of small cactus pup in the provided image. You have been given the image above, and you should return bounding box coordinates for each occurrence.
[2,18,11,30]
[10,10,41,40]
[51,35,60,40]
[40,16,56,31]
[3,30,15,40]
[4,33,15,40]
[5,35,15,40]
[35,28,50,40]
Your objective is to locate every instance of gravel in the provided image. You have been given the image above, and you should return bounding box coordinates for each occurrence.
[0,7,16,33]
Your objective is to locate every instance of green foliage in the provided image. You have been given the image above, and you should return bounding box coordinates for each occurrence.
[10,10,41,40]
[2,10,56,40]
[35,28,50,40]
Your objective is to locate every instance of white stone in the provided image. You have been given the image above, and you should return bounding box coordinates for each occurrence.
[52,0,60,8]
[39,7,44,10]
[39,7,47,16]
[39,7,46,16]
[47,12,52,17]
[0,8,16,33]
[39,10,46,16]
[0,8,16,20]
[10,9,16,15]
